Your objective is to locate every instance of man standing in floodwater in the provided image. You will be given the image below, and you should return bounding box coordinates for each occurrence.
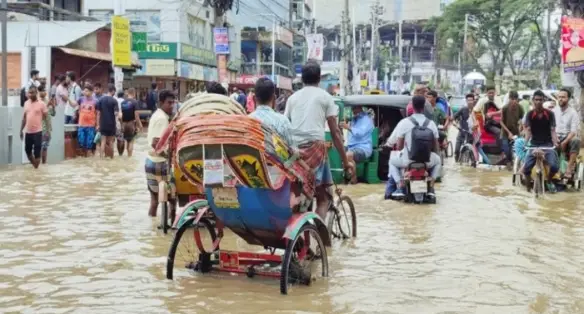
[20,86,48,169]
[145,89,177,219]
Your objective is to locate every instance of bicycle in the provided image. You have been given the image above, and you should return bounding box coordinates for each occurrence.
[523,146,557,198]
[325,177,357,239]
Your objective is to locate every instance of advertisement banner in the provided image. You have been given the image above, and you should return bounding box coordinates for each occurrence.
[213,27,230,54]
[135,59,175,76]
[132,32,147,52]
[217,55,229,84]
[180,43,216,66]
[235,75,264,85]
[111,16,131,67]
[277,76,293,90]
[137,42,177,59]
[561,16,584,72]
[306,33,324,61]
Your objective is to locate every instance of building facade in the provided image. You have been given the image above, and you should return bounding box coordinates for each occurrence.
[84,0,241,98]
[228,0,296,89]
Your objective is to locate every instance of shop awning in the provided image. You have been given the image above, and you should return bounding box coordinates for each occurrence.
[57,47,141,68]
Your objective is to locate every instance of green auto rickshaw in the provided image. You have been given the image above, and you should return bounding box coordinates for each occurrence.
[326,94,411,184]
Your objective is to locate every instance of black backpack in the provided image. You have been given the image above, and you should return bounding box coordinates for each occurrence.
[408,117,434,162]
[20,86,27,107]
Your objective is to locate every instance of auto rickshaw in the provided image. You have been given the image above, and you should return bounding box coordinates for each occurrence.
[326,95,411,183]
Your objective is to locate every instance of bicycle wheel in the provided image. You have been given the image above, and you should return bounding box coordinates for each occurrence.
[327,196,357,239]
[166,217,217,280]
[459,146,476,168]
[160,202,169,234]
[280,224,328,295]
[534,171,543,198]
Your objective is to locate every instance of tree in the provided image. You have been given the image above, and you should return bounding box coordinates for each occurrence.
[431,0,542,87]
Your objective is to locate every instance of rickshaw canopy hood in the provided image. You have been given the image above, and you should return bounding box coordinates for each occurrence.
[341,95,411,110]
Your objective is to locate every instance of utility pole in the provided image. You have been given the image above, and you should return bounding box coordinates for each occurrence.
[340,13,346,96]
[339,0,351,96]
[460,13,469,94]
[544,0,552,88]
[352,6,357,94]
[1,0,7,107]
[368,0,383,79]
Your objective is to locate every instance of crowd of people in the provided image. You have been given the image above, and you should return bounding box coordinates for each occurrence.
[19,69,158,168]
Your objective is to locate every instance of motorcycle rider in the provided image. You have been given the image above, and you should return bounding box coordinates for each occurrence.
[386,95,441,200]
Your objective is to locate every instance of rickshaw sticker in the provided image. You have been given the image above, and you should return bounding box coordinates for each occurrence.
[203,159,224,186]
[231,154,269,188]
[223,160,239,187]
[272,134,290,161]
[212,187,239,209]
[182,160,204,183]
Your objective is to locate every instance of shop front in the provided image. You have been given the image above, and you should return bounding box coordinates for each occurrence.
[133,59,176,102]
[130,42,180,99]
[178,61,206,98]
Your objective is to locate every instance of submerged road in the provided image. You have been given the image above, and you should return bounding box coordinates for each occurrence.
[1,136,584,313]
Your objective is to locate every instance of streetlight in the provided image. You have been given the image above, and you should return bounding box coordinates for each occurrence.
[254,13,276,80]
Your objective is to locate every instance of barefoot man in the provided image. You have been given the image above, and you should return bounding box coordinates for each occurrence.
[145,90,177,220]
[20,86,47,169]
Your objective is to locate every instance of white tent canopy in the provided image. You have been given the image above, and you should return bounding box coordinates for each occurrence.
[463,71,487,81]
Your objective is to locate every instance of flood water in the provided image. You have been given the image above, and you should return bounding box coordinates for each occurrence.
[2,136,584,314]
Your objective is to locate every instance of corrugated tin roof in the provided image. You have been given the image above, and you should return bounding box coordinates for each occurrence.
[2,21,108,52]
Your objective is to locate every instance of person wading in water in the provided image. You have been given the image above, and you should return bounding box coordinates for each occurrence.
[20,86,48,169]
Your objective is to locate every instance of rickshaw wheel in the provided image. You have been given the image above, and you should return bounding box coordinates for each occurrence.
[280,224,328,295]
[166,217,217,280]
[327,195,357,239]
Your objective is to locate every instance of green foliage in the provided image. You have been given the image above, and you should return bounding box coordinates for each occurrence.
[433,0,559,84]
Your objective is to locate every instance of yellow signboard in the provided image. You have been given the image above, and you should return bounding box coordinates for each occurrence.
[112,16,131,67]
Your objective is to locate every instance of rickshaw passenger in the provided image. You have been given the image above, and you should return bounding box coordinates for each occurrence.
[145,89,177,218]
[340,106,374,184]
[474,86,503,113]
[426,90,449,145]
[405,84,434,120]
[387,95,441,199]
[553,88,580,177]
[500,91,525,162]
[453,93,476,161]
[249,77,294,146]
[523,90,559,190]
[285,61,351,219]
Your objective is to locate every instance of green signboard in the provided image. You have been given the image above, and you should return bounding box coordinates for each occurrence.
[137,42,178,59]
[132,32,147,52]
[180,44,216,67]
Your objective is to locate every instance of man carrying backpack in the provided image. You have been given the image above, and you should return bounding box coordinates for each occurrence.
[386,95,441,200]
[20,70,41,107]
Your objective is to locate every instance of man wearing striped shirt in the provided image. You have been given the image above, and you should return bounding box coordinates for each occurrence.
[249,77,294,146]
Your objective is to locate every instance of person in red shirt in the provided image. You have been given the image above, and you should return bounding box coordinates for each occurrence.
[20,85,48,168]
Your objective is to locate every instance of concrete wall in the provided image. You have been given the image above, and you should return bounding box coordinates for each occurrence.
[0,106,65,165]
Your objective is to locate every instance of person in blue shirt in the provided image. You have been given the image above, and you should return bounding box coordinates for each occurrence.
[249,77,294,146]
[340,106,374,183]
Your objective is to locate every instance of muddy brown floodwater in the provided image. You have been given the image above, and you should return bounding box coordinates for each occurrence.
[1,136,584,314]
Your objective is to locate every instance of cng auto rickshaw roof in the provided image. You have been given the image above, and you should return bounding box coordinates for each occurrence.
[341,95,411,109]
